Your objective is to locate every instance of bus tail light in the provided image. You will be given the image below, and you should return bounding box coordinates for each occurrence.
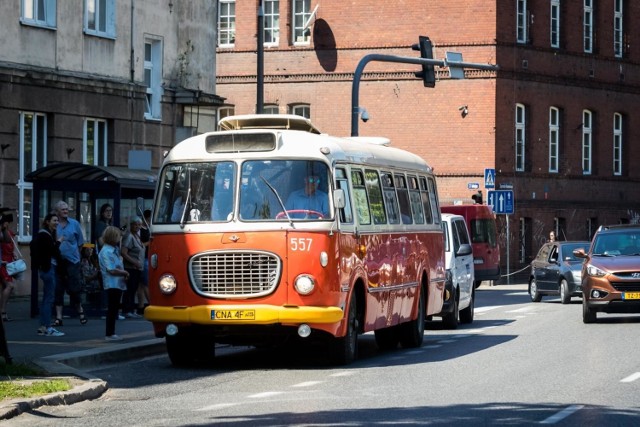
[159,274,177,295]
[294,274,315,295]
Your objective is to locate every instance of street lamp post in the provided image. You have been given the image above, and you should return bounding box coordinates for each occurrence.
[256,1,264,114]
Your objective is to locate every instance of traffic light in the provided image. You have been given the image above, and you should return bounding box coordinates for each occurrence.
[411,36,435,88]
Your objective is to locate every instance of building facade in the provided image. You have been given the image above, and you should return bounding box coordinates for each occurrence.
[0,0,222,294]
[215,0,640,274]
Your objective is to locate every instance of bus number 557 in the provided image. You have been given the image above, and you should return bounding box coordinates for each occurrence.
[291,238,312,251]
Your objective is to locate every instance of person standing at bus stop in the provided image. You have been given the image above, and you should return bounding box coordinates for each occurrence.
[285,173,329,217]
[54,200,87,326]
[98,226,129,341]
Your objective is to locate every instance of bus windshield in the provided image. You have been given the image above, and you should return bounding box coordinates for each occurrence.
[154,159,332,224]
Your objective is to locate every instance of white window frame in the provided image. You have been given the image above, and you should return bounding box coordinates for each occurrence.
[550,0,560,48]
[549,107,560,173]
[263,104,279,114]
[83,118,108,166]
[144,37,163,121]
[216,106,235,130]
[84,0,116,39]
[582,110,593,175]
[614,0,623,58]
[613,113,622,176]
[18,112,48,240]
[20,0,57,28]
[516,0,528,44]
[292,0,311,45]
[515,103,526,172]
[584,0,593,53]
[218,0,236,47]
[290,104,310,119]
[264,0,280,46]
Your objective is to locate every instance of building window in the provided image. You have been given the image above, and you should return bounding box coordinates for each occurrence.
[587,217,597,240]
[290,104,310,118]
[516,0,528,44]
[515,103,526,172]
[614,0,623,57]
[20,0,57,28]
[292,0,311,44]
[613,113,622,176]
[216,106,235,129]
[263,104,279,114]
[549,107,560,173]
[550,0,560,48]
[19,112,48,239]
[264,0,279,46]
[584,0,594,53]
[84,0,116,38]
[144,38,163,120]
[84,119,107,166]
[218,0,236,47]
[582,110,592,175]
[519,217,531,264]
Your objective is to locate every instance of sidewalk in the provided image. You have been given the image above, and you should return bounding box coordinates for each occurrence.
[0,296,166,420]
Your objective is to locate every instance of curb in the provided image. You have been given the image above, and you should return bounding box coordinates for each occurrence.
[0,338,166,420]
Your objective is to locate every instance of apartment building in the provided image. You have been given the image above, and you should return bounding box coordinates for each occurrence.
[215,0,640,271]
[0,0,222,238]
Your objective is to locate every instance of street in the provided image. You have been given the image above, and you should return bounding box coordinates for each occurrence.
[9,283,640,426]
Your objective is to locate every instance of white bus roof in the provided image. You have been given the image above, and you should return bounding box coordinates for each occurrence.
[219,114,322,134]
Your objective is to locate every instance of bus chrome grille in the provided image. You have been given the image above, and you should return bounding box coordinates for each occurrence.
[190,251,281,298]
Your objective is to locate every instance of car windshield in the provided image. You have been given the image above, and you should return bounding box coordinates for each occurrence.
[593,232,640,256]
[561,243,587,261]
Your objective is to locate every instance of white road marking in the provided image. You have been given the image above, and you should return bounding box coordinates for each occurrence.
[248,391,285,398]
[197,403,240,411]
[621,372,640,383]
[506,306,536,313]
[291,381,323,387]
[539,405,584,424]
[329,371,355,377]
[423,345,442,349]
[437,339,457,344]
[474,306,502,313]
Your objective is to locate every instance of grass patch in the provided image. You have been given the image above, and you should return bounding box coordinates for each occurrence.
[0,361,71,401]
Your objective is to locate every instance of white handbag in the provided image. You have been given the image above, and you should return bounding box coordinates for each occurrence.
[5,234,27,276]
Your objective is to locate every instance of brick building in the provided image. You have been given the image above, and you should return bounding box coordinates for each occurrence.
[215,0,640,274]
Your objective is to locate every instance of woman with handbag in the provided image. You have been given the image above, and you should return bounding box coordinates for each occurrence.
[0,212,17,322]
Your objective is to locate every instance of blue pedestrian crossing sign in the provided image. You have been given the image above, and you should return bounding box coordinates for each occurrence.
[484,168,495,189]
[488,190,514,214]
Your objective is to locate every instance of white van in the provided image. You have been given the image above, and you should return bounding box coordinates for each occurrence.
[436,213,475,328]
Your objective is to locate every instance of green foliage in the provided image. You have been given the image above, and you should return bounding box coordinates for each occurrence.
[0,361,71,401]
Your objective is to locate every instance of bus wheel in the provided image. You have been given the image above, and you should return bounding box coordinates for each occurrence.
[399,288,425,348]
[329,296,358,365]
[166,333,216,367]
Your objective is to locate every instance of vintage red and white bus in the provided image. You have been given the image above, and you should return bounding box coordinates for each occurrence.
[145,114,445,366]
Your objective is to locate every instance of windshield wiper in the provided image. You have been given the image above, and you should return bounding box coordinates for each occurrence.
[260,176,293,228]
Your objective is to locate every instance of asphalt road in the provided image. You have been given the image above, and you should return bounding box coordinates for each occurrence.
[8,284,640,426]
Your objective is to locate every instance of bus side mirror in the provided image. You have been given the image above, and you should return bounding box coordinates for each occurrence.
[333,189,346,209]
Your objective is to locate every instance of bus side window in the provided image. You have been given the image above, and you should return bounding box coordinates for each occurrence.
[427,177,441,224]
[351,169,371,225]
[365,169,387,225]
[381,172,400,224]
[419,176,433,224]
[336,168,353,224]
[408,175,424,224]
[395,174,413,224]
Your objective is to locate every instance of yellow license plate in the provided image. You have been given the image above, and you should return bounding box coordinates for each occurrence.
[622,292,640,300]
[211,309,256,320]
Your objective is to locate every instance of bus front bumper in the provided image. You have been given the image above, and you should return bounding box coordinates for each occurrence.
[144,304,344,325]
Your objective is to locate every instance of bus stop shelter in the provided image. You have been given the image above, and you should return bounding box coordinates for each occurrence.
[25,162,158,317]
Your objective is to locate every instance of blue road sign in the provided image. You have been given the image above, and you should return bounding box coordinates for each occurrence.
[468,182,480,190]
[487,190,514,214]
[484,168,495,189]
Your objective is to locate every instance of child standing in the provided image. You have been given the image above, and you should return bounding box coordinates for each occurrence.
[98,226,129,341]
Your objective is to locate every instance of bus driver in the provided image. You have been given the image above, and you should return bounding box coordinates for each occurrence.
[285,173,329,217]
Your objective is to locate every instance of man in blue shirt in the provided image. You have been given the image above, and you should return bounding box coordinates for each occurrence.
[54,200,87,327]
[285,174,329,218]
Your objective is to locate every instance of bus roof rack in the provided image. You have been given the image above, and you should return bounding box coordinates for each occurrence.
[218,114,322,134]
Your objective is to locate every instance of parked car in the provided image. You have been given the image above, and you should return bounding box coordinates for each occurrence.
[574,224,640,323]
[435,213,475,329]
[529,240,590,304]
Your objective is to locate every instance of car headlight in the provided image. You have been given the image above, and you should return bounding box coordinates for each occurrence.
[586,264,606,277]
[294,274,315,295]
[158,274,177,295]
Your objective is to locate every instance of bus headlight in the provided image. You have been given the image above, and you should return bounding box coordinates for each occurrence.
[294,274,315,295]
[158,274,177,295]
